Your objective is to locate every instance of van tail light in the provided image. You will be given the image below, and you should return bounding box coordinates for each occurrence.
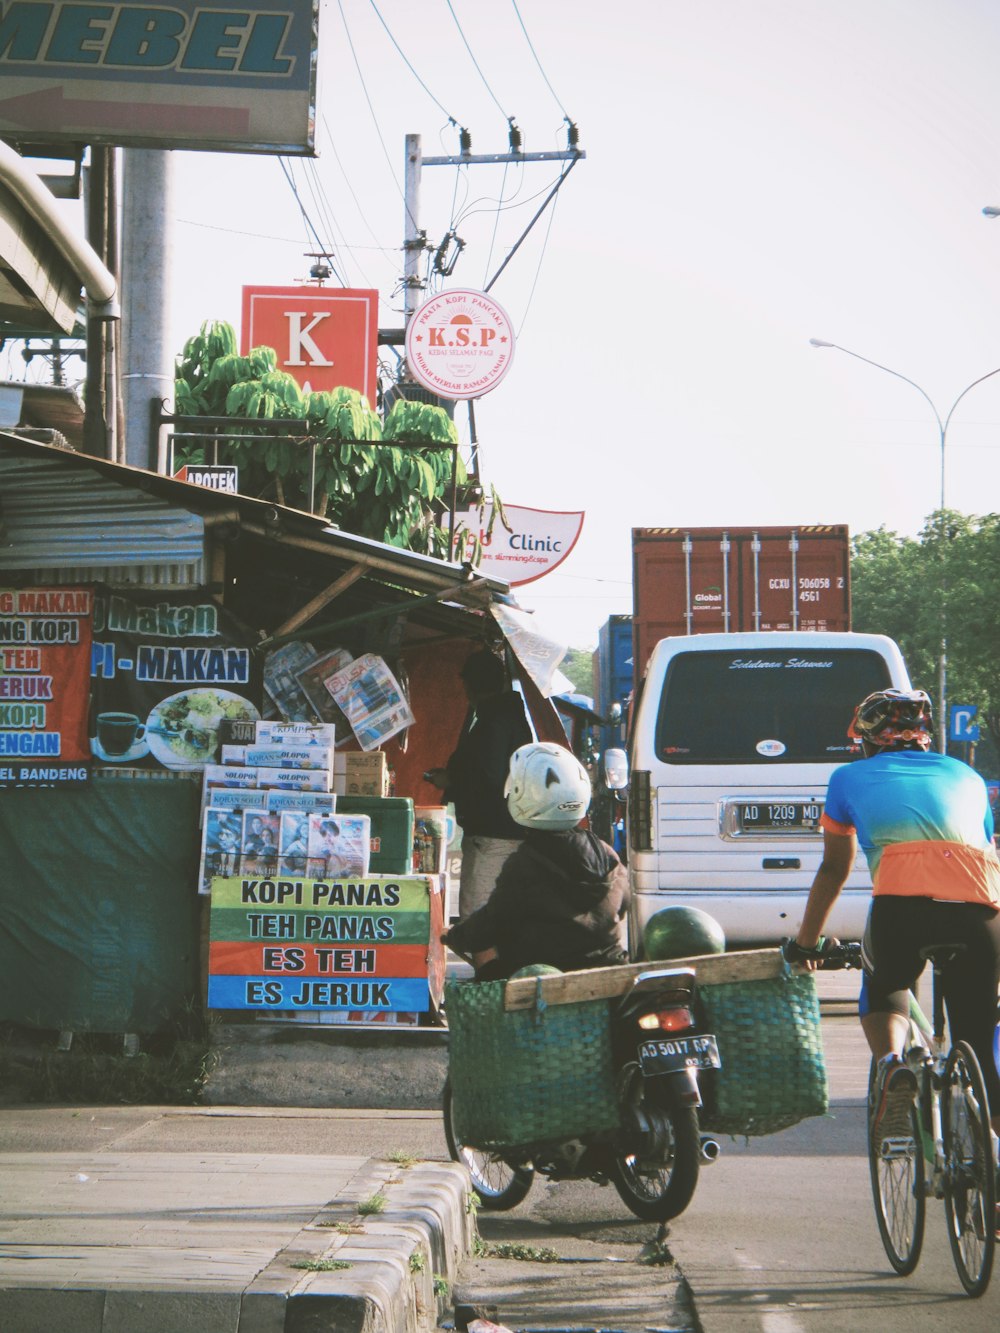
[629,769,652,850]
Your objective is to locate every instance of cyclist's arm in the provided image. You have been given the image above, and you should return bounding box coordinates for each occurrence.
[795,827,857,968]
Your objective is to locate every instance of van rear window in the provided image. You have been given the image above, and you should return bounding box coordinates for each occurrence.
[654,648,893,764]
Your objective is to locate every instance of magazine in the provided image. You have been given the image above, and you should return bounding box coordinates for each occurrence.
[278,810,311,876]
[306,813,371,879]
[199,807,244,893]
[294,647,354,734]
[324,653,415,751]
[263,641,319,721]
[240,810,281,878]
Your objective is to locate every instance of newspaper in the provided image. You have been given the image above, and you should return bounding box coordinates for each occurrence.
[325,653,414,751]
[263,641,319,721]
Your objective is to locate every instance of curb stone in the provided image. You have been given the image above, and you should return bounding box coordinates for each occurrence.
[243,1159,474,1333]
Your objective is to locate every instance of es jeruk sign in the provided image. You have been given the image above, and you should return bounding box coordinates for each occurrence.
[207,873,444,1013]
[0,0,318,152]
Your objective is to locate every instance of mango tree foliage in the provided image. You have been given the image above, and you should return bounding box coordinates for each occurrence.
[850,512,1000,764]
[173,320,469,555]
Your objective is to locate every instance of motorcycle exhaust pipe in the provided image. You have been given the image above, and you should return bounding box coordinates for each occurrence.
[699,1136,721,1164]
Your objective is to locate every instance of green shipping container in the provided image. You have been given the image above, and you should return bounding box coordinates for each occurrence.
[337,795,415,875]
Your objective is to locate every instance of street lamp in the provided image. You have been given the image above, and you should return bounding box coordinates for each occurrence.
[809,338,1000,753]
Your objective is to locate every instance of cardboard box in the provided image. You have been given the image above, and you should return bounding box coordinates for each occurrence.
[333,750,389,797]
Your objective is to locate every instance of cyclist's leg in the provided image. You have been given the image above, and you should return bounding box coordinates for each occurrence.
[938,901,1000,1138]
[860,897,923,1061]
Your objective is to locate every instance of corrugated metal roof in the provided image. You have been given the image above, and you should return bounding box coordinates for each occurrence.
[0,445,204,575]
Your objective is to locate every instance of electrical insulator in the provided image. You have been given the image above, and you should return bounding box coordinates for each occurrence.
[460,127,472,154]
[508,118,522,153]
[567,120,580,150]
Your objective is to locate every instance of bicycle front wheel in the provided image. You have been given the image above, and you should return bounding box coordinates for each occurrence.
[867,1055,926,1275]
[943,1041,996,1297]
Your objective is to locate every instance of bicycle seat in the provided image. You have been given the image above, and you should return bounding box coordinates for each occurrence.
[918,943,966,966]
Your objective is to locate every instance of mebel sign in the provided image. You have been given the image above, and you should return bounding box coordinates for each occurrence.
[0,0,318,153]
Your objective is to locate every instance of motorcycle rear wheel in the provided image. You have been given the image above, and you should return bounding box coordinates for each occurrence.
[443,1077,535,1211]
[609,1074,700,1222]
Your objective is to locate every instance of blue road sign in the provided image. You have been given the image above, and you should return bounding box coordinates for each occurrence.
[949,704,980,743]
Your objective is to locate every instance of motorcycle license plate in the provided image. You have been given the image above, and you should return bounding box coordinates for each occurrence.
[639,1034,721,1075]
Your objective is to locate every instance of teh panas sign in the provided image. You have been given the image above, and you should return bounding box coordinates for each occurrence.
[241,286,379,401]
[405,289,515,400]
[456,505,585,587]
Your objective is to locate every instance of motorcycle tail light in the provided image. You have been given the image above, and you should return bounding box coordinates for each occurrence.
[637,1007,694,1032]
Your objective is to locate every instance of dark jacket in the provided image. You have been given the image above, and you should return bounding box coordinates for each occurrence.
[444,689,532,839]
[447,828,630,976]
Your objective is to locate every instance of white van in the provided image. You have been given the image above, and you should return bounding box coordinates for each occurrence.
[625,631,913,949]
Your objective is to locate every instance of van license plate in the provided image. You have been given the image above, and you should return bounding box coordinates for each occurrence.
[737,801,822,833]
[639,1034,721,1075]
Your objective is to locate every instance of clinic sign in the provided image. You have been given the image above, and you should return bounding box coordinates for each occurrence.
[456,505,585,587]
[0,0,318,153]
[242,286,379,400]
[405,288,515,400]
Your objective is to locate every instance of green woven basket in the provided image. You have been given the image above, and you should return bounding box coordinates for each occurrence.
[697,970,828,1137]
[445,978,620,1151]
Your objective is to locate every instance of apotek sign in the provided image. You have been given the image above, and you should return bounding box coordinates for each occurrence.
[405,289,515,400]
[241,286,379,401]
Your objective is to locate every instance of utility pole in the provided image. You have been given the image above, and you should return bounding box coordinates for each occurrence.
[401,132,585,336]
[399,131,585,495]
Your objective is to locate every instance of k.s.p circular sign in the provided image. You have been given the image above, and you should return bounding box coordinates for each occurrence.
[405,289,515,400]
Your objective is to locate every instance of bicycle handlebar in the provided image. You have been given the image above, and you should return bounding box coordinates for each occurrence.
[781,937,863,971]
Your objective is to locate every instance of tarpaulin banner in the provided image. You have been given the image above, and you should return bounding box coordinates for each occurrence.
[0,585,93,786]
[90,587,264,771]
[206,873,441,1012]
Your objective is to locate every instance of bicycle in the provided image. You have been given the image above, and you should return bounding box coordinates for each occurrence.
[866,943,996,1298]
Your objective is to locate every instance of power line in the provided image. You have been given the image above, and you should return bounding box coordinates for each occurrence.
[445,0,510,122]
[336,0,412,228]
[368,0,461,128]
[510,0,571,120]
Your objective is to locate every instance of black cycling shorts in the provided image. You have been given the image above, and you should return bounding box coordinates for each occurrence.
[861,894,1000,1113]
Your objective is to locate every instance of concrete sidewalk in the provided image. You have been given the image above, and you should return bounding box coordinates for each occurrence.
[0,1108,472,1333]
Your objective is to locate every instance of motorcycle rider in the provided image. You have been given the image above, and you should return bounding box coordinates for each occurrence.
[443,741,630,979]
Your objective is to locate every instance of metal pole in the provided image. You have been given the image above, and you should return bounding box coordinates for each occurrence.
[403,134,424,331]
[121,148,175,470]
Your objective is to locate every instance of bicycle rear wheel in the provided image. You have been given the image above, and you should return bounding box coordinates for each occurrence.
[867,1055,926,1275]
[943,1041,996,1297]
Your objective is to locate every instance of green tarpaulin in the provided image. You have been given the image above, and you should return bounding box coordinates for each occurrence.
[0,779,200,1033]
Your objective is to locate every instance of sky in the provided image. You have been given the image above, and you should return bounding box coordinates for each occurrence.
[20,0,1000,652]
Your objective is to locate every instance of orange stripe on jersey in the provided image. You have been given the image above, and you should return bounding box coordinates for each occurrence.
[874,840,1000,908]
[821,811,855,837]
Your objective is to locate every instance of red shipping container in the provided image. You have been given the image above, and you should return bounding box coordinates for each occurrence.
[632,526,851,680]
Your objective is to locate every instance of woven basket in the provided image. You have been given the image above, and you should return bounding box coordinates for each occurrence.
[697,969,828,1137]
[445,978,620,1151]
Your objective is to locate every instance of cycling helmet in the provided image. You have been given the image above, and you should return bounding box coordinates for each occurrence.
[848,688,933,751]
[505,742,592,831]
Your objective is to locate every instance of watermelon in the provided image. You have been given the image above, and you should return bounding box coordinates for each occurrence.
[643,906,726,961]
[510,963,563,978]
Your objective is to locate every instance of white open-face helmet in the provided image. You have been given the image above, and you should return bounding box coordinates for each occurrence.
[504,742,592,831]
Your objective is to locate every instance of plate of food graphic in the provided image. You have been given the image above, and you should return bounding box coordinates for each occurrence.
[144,689,260,770]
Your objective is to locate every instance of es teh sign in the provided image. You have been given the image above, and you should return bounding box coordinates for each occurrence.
[0,0,318,153]
[405,288,515,400]
[456,505,585,587]
[241,286,379,402]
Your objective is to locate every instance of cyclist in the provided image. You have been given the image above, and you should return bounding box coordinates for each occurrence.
[442,741,630,979]
[787,688,1000,1156]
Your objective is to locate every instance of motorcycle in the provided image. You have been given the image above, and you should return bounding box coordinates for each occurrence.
[443,961,723,1221]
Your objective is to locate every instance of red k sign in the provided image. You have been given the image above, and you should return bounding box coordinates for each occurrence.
[241,286,378,402]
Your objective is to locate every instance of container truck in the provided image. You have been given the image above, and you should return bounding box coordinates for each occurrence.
[620,524,916,948]
[631,525,851,683]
